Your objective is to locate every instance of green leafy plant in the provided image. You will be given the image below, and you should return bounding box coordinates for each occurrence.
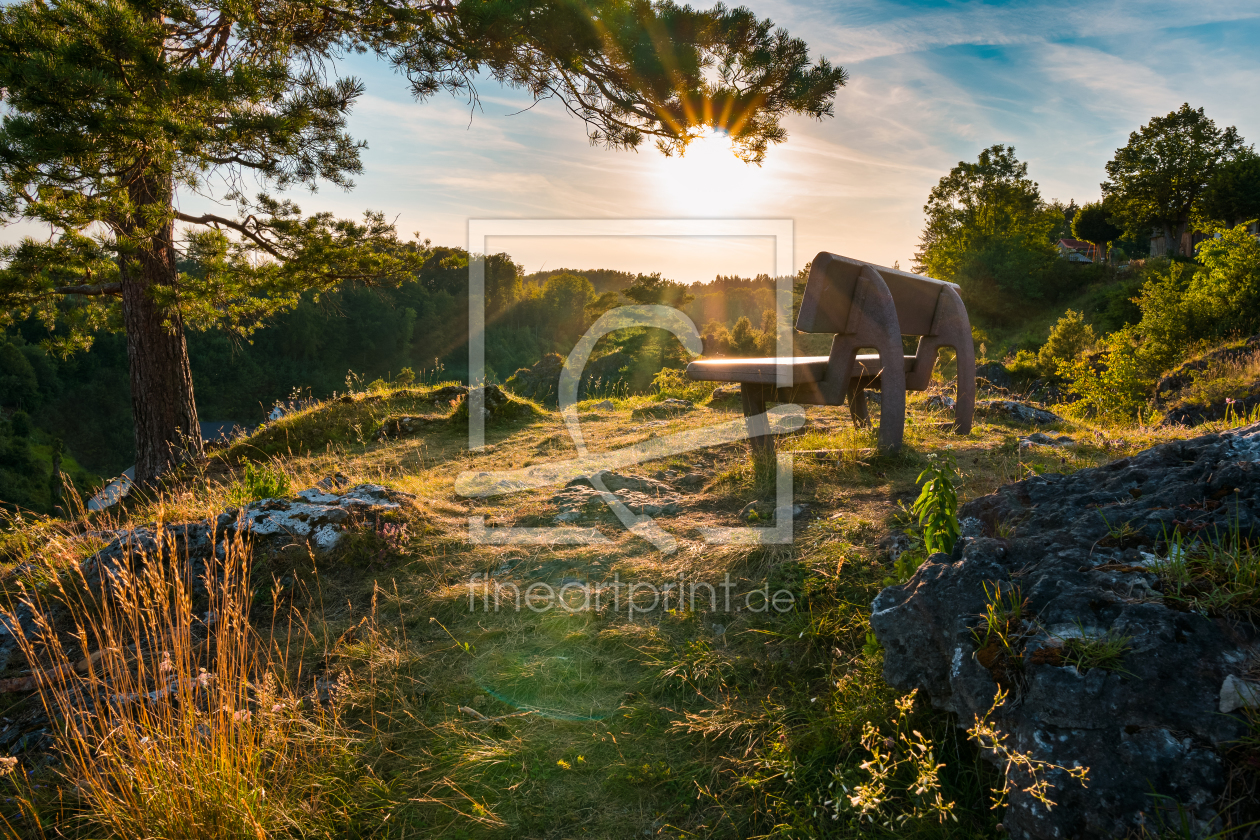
[229,462,291,506]
[1059,329,1150,421]
[913,451,961,556]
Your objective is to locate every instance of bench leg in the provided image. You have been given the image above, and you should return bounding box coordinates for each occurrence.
[846,380,871,428]
[740,383,775,458]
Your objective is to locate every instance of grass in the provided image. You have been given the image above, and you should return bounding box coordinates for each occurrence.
[1153,512,1260,622]
[1059,625,1134,674]
[0,378,1256,838]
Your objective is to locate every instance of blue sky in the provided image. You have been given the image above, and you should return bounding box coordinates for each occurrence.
[195,0,1260,283]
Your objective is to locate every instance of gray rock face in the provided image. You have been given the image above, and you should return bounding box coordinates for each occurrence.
[631,398,695,419]
[551,470,683,520]
[976,361,1015,390]
[87,483,408,568]
[871,422,1260,839]
[977,399,1064,426]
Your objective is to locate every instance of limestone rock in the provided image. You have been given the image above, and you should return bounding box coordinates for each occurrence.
[871,421,1260,839]
[1219,675,1260,713]
[376,415,437,440]
[86,484,409,568]
[631,398,695,419]
[976,361,1014,391]
[550,470,683,520]
[976,399,1063,426]
[505,354,564,404]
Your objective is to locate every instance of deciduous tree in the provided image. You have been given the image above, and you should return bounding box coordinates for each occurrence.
[1101,104,1249,258]
[1070,202,1122,261]
[1200,152,1260,228]
[913,145,1061,322]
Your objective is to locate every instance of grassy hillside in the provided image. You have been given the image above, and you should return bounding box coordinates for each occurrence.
[1,377,1253,838]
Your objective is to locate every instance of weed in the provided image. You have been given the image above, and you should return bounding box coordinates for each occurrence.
[1154,510,1260,621]
[972,583,1031,687]
[831,690,957,827]
[1059,622,1134,674]
[967,688,1090,810]
[913,450,961,556]
[227,460,291,505]
[0,521,388,838]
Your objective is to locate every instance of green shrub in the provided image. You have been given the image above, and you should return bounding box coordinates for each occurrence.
[229,462,291,505]
[1133,224,1260,375]
[650,368,713,403]
[1007,350,1040,383]
[1060,329,1150,421]
[1037,310,1096,377]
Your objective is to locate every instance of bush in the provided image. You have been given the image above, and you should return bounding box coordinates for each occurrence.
[1007,350,1040,383]
[1037,310,1096,377]
[651,368,714,403]
[1060,329,1150,421]
[1134,224,1260,375]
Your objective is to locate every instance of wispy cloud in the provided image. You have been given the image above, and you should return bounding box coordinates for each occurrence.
[31,0,1260,283]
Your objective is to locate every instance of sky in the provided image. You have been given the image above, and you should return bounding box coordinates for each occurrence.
[192,0,1260,284]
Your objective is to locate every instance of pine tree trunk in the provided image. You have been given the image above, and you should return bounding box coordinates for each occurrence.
[119,168,203,485]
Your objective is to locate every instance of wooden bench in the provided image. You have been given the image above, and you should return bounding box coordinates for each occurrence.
[686,252,975,453]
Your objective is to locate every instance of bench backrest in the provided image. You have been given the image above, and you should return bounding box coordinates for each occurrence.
[796,252,959,337]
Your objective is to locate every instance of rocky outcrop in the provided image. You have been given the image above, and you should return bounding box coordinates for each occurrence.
[871,422,1260,839]
[630,398,695,419]
[976,399,1064,426]
[551,471,685,522]
[87,483,409,567]
[1156,336,1260,428]
[976,361,1015,390]
[505,354,565,404]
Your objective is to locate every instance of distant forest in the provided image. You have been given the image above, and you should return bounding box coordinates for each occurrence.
[0,250,785,504]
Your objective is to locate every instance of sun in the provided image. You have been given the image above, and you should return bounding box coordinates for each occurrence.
[652,128,769,214]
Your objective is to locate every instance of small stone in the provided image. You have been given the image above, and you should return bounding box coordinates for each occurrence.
[1220,675,1260,713]
[592,400,615,411]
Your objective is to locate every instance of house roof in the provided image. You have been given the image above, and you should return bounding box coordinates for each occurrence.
[1058,238,1093,250]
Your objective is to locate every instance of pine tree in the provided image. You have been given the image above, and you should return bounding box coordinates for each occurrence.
[0,0,846,483]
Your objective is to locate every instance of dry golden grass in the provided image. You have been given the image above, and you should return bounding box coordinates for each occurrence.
[1,380,1257,838]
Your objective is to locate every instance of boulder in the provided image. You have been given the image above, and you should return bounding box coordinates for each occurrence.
[429,384,469,402]
[505,354,565,404]
[871,421,1260,839]
[631,398,695,419]
[977,399,1064,426]
[376,415,437,440]
[976,361,1015,391]
[550,470,683,520]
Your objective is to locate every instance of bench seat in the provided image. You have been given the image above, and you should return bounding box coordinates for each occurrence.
[687,354,915,385]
